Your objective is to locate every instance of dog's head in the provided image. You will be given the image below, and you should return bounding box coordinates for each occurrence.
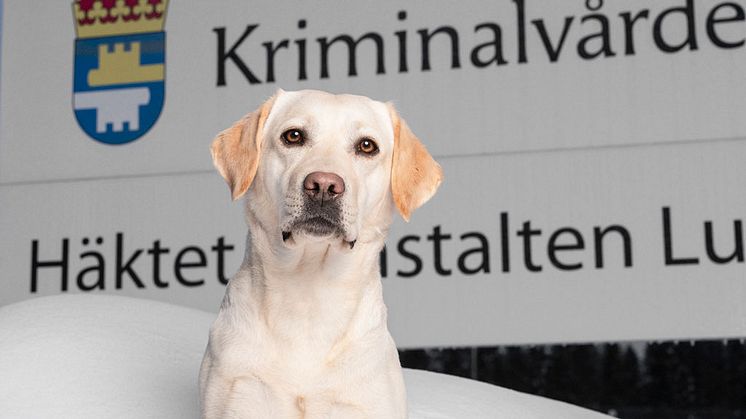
[211,89,442,249]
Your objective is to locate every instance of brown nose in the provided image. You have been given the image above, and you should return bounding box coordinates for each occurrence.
[303,172,345,202]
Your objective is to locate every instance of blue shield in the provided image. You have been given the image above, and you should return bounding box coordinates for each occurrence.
[73,32,165,145]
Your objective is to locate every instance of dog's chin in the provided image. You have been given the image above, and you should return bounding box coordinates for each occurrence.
[281,218,356,249]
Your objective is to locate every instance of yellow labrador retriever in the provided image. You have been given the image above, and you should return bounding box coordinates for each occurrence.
[200,89,442,419]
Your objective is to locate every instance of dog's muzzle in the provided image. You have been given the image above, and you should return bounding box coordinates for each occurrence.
[281,171,356,249]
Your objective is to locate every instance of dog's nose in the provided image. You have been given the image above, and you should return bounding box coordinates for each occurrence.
[303,171,345,202]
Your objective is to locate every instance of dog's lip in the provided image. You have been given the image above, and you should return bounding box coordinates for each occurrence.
[291,216,341,234]
[303,216,338,226]
[281,223,357,249]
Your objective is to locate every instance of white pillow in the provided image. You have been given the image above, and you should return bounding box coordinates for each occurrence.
[0,295,609,419]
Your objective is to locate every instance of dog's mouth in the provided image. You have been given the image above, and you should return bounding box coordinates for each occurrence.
[295,216,342,236]
[281,197,357,248]
[281,217,355,249]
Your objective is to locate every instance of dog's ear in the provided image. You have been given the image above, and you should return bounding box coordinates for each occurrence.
[388,104,443,222]
[210,92,279,200]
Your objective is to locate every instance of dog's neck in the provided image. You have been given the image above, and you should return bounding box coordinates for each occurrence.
[233,216,390,353]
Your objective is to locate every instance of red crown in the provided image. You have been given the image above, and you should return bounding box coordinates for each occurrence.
[73,0,168,38]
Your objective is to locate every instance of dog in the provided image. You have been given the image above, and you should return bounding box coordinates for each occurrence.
[199,89,442,419]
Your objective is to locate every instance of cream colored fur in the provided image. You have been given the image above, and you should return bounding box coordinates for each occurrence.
[200,89,442,419]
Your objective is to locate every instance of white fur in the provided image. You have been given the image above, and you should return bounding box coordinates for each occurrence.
[200,90,409,419]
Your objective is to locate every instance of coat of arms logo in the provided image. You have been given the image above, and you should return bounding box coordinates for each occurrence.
[72,0,168,145]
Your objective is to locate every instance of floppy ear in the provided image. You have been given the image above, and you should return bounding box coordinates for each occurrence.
[210,93,278,200]
[388,104,443,221]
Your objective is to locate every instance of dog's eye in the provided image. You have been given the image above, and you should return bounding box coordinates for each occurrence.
[281,129,305,145]
[356,138,379,156]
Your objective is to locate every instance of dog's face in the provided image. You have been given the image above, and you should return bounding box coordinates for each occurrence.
[211,89,441,249]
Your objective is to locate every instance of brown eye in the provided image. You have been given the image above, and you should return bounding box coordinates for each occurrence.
[281,129,305,145]
[357,138,379,155]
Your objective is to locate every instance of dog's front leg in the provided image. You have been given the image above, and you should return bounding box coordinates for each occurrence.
[201,371,282,419]
[324,404,368,419]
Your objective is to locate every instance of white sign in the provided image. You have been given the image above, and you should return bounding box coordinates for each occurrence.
[2,0,746,347]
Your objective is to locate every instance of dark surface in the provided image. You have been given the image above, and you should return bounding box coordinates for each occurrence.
[399,339,746,418]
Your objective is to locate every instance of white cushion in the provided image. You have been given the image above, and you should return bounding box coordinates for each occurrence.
[0,295,609,419]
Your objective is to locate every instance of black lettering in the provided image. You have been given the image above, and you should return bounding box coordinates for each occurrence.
[31,239,69,293]
[214,25,261,86]
[175,246,207,287]
[396,11,409,73]
[263,40,289,83]
[620,10,650,55]
[517,221,542,272]
[706,2,746,49]
[147,240,170,288]
[211,237,234,285]
[705,219,744,264]
[380,246,388,278]
[532,16,575,62]
[500,212,510,273]
[458,232,490,274]
[318,33,385,78]
[397,236,422,277]
[77,251,105,291]
[594,225,633,268]
[653,0,698,53]
[662,207,699,265]
[296,19,308,80]
[418,26,461,71]
[116,233,145,289]
[578,13,616,59]
[513,0,528,63]
[547,228,584,271]
[427,226,453,276]
[471,23,508,67]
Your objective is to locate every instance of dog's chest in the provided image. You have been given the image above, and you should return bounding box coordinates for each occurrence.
[220,305,389,377]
